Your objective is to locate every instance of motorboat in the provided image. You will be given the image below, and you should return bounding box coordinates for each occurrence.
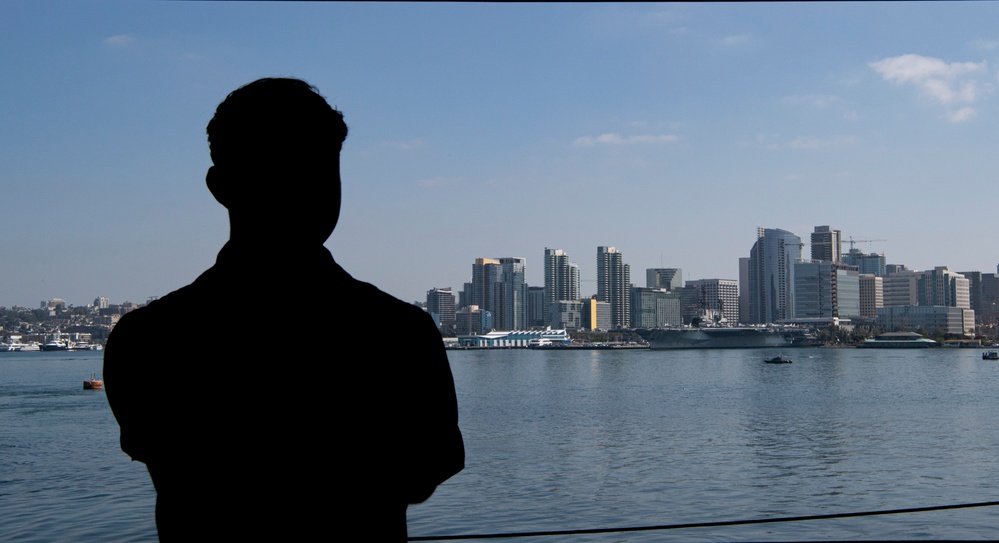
[764,354,793,364]
[983,351,999,360]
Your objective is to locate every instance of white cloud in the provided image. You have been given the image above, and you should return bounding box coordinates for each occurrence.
[870,54,990,122]
[103,34,135,47]
[968,38,999,51]
[947,107,977,123]
[869,54,986,105]
[572,133,679,146]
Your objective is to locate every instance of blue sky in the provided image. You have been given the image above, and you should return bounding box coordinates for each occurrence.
[2,2,998,308]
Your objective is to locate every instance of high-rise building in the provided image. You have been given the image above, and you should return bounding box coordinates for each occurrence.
[543,248,579,326]
[811,225,842,263]
[497,257,528,331]
[917,266,969,309]
[859,274,883,319]
[747,228,802,324]
[471,258,501,315]
[528,286,545,328]
[684,279,740,324]
[597,246,631,328]
[426,287,456,332]
[883,269,920,307]
[792,261,860,320]
[630,287,681,328]
[842,249,886,276]
[646,268,682,291]
[738,257,751,324]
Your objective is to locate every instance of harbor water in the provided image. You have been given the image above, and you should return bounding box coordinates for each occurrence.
[3,348,999,541]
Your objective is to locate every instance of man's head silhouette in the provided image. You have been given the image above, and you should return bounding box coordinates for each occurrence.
[205,78,348,245]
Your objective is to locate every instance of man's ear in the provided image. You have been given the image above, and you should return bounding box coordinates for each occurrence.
[206,166,232,208]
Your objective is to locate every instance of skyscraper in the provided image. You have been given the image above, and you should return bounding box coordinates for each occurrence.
[811,225,842,263]
[426,287,456,332]
[543,248,579,327]
[748,228,802,324]
[792,261,860,319]
[497,257,527,331]
[597,246,631,329]
[471,258,501,316]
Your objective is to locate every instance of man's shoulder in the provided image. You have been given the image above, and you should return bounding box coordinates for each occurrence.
[345,276,428,315]
[107,277,212,346]
[340,274,437,330]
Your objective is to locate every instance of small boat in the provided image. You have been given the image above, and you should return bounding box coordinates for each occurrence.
[983,351,999,360]
[83,372,103,390]
[764,354,792,364]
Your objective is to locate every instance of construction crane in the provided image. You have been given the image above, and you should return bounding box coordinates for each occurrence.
[844,237,886,253]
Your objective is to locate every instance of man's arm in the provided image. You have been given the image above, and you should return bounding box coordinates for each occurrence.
[400,310,465,504]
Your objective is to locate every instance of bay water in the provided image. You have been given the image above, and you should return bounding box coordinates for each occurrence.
[3,348,999,541]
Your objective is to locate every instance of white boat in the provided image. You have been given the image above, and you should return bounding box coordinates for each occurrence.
[18,341,41,352]
[3,336,41,352]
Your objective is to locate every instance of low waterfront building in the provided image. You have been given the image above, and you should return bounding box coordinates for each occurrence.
[580,298,611,331]
[455,305,492,335]
[551,300,585,331]
[457,328,569,348]
[876,305,975,337]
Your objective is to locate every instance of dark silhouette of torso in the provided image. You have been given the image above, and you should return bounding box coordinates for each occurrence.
[104,78,463,541]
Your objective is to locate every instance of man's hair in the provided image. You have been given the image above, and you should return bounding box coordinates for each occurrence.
[206,78,348,168]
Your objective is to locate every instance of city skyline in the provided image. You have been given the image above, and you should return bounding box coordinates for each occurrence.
[3,3,999,307]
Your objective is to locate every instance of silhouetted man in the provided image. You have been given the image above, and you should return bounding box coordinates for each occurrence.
[105,78,464,541]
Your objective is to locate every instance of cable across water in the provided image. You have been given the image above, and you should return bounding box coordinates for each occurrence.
[409,500,999,541]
